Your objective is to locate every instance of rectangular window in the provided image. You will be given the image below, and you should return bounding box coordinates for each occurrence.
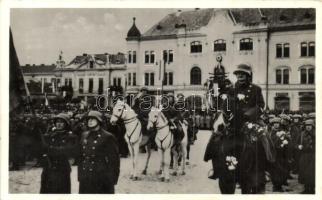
[164,72,168,85]
[300,68,307,84]
[98,78,104,94]
[163,50,168,62]
[191,41,202,53]
[133,51,136,63]
[89,61,94,69]
[133,73,136,86]
[169,50,173,63]
[283,43,290,58]
[283,69,289,84]
[144,73,149,86]
[128,73,131,86]
[276,69,282,84]
[276,44,282,58]
[169,72,173,85]
[113,78,117,86]
[240,38,253,51]
[64,78,68,86]
[69,78,72,87]
[214,39,226,52]
[150,73,154,86]
[128,51,132,63]
[301,42,308,57]
[145,51,149,64]
[57,78,61,87]
[118,78,121,86]
[309,42,315,57]
[308,68,314,84]
[88,78,93,93]
[79,78,83,94]
[150,51,155,63]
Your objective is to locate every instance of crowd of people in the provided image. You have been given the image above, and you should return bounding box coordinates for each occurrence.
[9,63,315,194]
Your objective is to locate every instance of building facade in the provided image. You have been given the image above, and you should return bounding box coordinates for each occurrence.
[21,52,127,102]
[125,8,315,111]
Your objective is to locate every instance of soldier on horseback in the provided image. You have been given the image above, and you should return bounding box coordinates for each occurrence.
[161,92,185,145]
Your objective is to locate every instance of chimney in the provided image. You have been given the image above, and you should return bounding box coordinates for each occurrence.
[175,9,182,17]
[195,8,200,11]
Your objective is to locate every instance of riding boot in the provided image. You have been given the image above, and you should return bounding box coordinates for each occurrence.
[208,159,219,180]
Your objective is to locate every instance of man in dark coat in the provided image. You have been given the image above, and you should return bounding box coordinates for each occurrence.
[40,113,78,194]
[297,119,315,194]
[78,110,120,194]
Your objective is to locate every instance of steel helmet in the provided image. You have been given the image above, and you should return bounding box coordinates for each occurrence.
[87,110,103,123]
[53,113,71,126]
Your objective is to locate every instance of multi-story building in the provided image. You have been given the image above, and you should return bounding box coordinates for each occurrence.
[21,52,127,102]
[125,8,315,111]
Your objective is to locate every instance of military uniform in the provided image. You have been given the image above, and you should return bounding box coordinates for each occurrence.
[40,113,78,194]
[268,117,289,192]
[289,114,302,174]
[297,120,315,194]
[78,111,120,194]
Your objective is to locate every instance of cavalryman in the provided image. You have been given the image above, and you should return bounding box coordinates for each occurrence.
[297,119,315,194]
[78,111,120,194]
[40,113,78,193]
[162,92,184,143]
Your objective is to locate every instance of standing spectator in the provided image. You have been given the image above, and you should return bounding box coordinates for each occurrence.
[78,111,120,194]
[298,119,315,194]
[39,113,78,193]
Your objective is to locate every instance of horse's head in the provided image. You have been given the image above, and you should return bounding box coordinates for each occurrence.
[147,106,161,130]
[213,111,231,133]
[110,99,126,125]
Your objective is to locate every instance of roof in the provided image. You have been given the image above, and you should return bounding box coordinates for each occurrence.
[140,8,315,39]
[21,64,56,74]
[142,8,214,38]
[66,53,126,69]
[127,17,141,40]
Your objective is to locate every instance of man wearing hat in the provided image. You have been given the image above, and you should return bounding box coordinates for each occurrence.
[290,114,302,174]
[297,119,315,194]
[40,113,78,193]
[232,64,265,130]
[268,117,290,192]
[131,87,154,152]
[78,110,120,194]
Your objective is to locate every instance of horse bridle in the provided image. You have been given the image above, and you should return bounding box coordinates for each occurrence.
[113,104,138,124]
[149,112,168,130]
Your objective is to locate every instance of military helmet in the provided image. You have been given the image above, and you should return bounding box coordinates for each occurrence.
[140,87,148,92]
[269,117,281,124]
[304,119,314,126]
[87,110,103,123]
[233,64,252,76]
[167,92,175,97]
[292,114,302,119]
[308,112,315,119]
[53,113,71,126]
[177,93,184,98]
[268,114,276,119]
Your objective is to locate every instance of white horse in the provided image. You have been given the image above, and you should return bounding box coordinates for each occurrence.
[110,100,143,180]
[147,106,188,182]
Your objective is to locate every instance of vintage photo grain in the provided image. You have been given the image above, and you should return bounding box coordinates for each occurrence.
[6,6,317,195]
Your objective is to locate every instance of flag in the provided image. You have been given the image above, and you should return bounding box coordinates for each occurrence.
[9,28,29,113]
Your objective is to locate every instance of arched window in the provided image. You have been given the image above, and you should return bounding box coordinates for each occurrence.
[190,67,201,85]
[214,39,226,52]
[190,41,202,53]
[240,38,253,51]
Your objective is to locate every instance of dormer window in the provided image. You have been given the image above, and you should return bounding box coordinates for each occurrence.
[89,61,94,69]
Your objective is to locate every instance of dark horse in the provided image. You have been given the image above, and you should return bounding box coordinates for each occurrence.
[205,112,275,194]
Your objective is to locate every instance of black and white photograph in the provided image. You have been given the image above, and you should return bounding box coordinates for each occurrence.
[4,2,319,196]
